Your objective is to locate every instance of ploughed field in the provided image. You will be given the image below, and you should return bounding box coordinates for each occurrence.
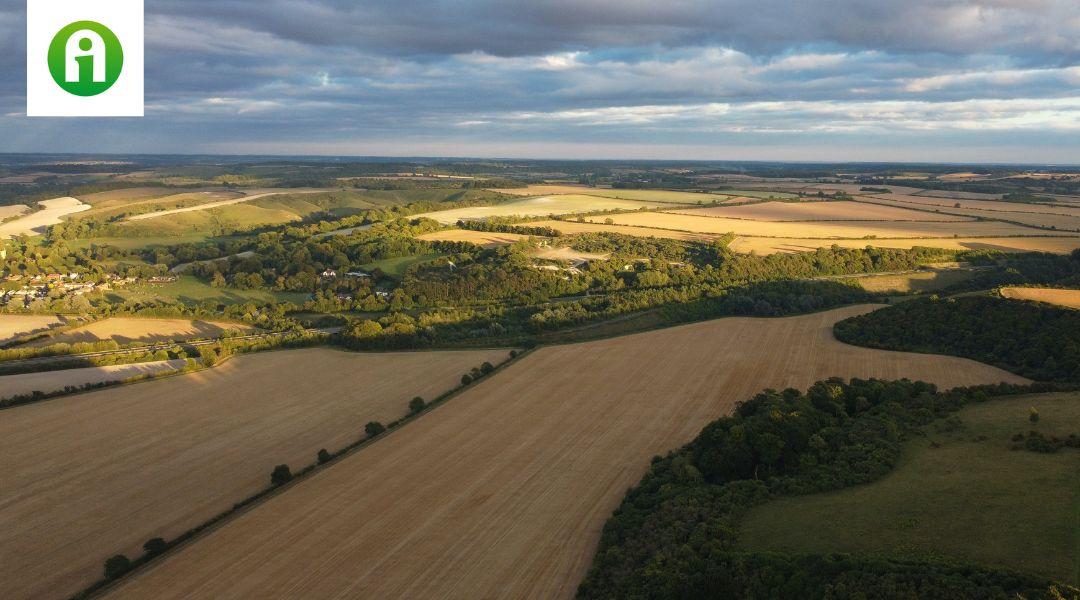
[106,306,1025,600]
[999,287,1080,309]
[0,347,508,600]
[26,317,256,347]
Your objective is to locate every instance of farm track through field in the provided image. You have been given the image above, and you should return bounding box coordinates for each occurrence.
[104,305,1026,600]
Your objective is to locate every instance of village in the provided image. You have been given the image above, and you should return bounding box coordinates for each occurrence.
[0,272,177,307]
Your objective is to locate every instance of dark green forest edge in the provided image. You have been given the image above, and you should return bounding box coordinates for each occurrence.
[577,379,1079,600]
[828,248,1080,382]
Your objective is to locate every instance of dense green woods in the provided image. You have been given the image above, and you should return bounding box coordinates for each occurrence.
[577,379,1073,599]
[835,296,1080,382]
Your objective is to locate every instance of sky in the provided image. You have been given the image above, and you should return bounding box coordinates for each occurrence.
[1,0,1078,162]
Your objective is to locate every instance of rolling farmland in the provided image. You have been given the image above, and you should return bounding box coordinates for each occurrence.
[0,314,63,344]
[417,229,533,247]
[27,317,256,347]
[0,347,508,600]
[497,185,738,203]
[672,200,973,222]
[0,359,187,399]
[0,197,91,238]
[105,306,1024,600]
[1000,287,1080,309]
[415,194,667,224]
[529,219,725,242]
[584,211,1047,239]
[727,235,1080,255]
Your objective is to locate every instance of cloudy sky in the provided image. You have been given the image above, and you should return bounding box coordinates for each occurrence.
[2,0,1079,162]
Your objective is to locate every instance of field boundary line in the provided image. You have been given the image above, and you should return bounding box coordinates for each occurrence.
[71,347,532,600]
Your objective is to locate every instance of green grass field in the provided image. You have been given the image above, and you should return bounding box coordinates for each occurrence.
[361,253,445,277]
[840,269,976,294]
[105,275,309,306]
[738,392,1080,585]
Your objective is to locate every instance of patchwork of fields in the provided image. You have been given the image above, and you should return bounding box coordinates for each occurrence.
[585,210,1048,239]
[415,194,669,223]
[103,306,1024,600]
[0,347,509,600]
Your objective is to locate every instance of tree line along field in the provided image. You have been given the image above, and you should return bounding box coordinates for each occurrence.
[24,317,256,347]
[103,306,1025,600]
[999,287,1080,309]
[0,347,509,600]
[0,359,189,399]
[737,392,1079,585]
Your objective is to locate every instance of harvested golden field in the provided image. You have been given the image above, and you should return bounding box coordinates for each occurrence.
[0,197,91,238]
[727,235,1080,255]
[860,195,1080,231]
[417,229,533,247]
[0,347,508,600]
[673,200,973,222]
[28,317,256,347]
[532,246,609,263]
[586,211,1040,239]
[106,306,1025,600]
[1000,287,1080,309]
[0,314,63,343]
[416,195,665,224]
[0,204,29,221]
[0,360,187,399]
[497,185,733,204]
[529,219,724,242]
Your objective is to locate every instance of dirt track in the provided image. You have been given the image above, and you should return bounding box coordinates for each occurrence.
[105,306,1026,600]
[0,347,507,600]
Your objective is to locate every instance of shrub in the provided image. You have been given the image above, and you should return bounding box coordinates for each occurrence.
[480,361,494,374]
[270,464,293,486]
[103,554,131,579]
[142,537,168,556]
[1029,407,1040,423]
[365,421,386,438]
[317,448,332,464]
[461,373,473,385]
[409,397,426,414]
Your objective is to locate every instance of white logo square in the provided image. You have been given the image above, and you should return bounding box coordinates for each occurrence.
[26,0,144,117]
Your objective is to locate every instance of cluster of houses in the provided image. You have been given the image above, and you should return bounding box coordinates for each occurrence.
[0,272,172,306]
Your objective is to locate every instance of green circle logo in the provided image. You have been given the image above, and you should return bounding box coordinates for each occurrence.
[48,21,124,96]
